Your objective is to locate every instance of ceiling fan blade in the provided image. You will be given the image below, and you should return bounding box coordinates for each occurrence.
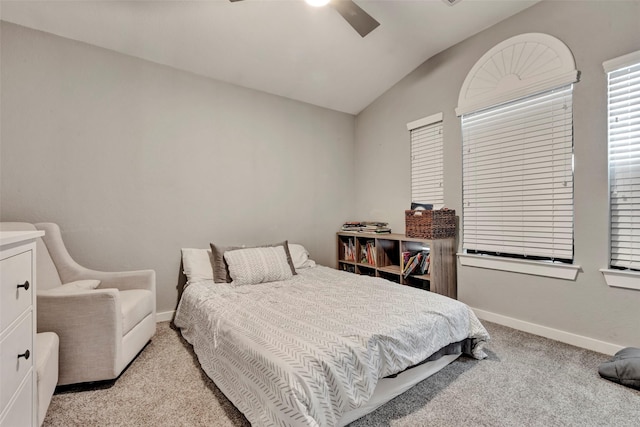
[331,0,380,38]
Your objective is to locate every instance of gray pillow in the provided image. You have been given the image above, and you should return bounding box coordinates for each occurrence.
[210,241,296,283]
[210,244,241,283]
[598,347,640,390]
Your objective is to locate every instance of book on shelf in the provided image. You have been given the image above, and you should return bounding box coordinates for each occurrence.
[360,240,376,265]
[342,239,356,262]
[418,252,430,275]
[402,250,430,277]
[372,227,392,233]
[401,251,411,271]
[403,253,421,278]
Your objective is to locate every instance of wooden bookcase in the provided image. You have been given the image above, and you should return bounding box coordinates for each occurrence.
[336,231,457,299]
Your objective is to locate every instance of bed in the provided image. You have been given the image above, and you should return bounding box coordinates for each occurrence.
[174,243,489,426]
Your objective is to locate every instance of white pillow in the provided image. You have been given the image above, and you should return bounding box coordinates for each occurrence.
[224,246,293,285]
[288,243,316,269]
[181,248,213,281]
[41,280,101,294]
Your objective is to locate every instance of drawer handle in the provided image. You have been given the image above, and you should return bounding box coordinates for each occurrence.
[17,280,30,291]
[18,349,30,360]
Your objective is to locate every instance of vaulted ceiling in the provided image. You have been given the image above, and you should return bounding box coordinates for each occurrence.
[1,0,539,114]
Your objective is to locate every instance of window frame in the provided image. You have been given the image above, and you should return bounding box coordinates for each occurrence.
[461,86,575,264]
[455,33,581,279]
[601,49,640,291]
[407,112,444,207]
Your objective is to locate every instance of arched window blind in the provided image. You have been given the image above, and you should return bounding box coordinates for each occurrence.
[408,113,444,206]
[462,86,574,262]
[605,53,640,270]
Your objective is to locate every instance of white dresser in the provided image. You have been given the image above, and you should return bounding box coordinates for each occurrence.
[0,231,44,427]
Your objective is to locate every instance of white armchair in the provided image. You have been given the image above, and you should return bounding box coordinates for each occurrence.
[0,222,156,385]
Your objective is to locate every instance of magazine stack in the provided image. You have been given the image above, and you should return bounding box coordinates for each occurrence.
[340,221,391,233]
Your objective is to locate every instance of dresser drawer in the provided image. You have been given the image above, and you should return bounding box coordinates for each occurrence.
[0,250,33,331]
[0,372,33,427]
[0,314,33,412]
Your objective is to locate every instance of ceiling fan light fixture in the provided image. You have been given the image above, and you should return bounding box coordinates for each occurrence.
[305,0,331,7]
[230,0,378,38]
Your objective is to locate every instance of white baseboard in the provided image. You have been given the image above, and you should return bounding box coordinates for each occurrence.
[471,308,624,356]
[156,310,175,323]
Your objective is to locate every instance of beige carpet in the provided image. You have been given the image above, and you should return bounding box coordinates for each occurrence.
[43,321,640,426]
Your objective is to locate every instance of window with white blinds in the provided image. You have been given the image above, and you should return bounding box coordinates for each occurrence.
[607,56,640,270]
[408,114,444,206]
[462,86,574,262]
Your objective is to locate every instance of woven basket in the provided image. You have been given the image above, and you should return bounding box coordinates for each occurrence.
[405,209,456,239]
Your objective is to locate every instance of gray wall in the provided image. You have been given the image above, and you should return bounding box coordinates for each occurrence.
[3,2,639,348]
[355,0,640,347]
[0,22,355,314]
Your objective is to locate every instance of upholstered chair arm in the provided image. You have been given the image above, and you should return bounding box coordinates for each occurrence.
[37,289,122,385]
[35,222,155,292]
[67,269,155,293]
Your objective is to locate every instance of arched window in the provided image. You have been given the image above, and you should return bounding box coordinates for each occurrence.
[457,33,579,272]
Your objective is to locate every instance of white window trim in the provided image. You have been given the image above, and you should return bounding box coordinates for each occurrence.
[603,49,640,73]
[600,269,640,291]
[601,49,640,291]
[407,112,443,131]
[458,253,580,280]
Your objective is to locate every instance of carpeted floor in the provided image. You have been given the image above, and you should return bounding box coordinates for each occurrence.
[43,321,640,427]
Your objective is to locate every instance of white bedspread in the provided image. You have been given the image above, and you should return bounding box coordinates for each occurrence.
[174,266,489,427]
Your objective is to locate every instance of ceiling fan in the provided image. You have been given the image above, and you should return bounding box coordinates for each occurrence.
[229,0,380,38]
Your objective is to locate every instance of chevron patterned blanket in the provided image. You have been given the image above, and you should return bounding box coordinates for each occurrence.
[175,266,489,427]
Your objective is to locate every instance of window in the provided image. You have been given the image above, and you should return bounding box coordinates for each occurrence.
[462,86,574,262]
[456,33,580,278]
[407,113,444,206]
[605,51,640,271]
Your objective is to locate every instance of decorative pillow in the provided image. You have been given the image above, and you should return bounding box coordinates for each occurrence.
[40,280,101,294]
[598,347,640,390]
[210,241,296,283]
[224,246,293,285]
[210,244,241,283]
[181,248,214,281]
[289,243,316,269]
